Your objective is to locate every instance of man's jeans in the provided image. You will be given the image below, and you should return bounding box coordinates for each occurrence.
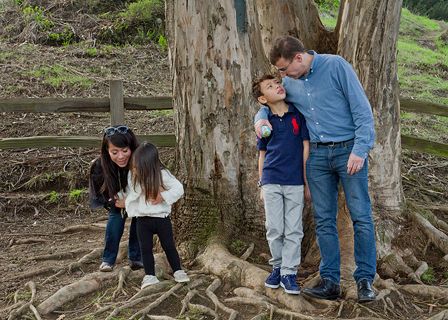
[263,184,304,275]
[103,210,141,265]
[306,140,376,284]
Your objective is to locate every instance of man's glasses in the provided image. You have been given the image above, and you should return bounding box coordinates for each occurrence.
[277,54,298,74]
[104,126,129,136]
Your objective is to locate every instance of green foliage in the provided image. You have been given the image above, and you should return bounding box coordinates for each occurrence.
[23,6,54,31]
[48,28,78,46]
[229,240,247,255]
[315,0,340,9]
[422,267,435,283]
[69,188,86,202]
[44,191,61,203]
[121,0,163,22]
[403,0,448,22]
[158,35,167,50]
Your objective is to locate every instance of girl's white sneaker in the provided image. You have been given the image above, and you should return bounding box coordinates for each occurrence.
[141,275,159,290]
[174,270,190,283]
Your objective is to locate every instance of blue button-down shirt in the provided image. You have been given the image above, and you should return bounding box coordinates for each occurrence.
[255,51,375,159]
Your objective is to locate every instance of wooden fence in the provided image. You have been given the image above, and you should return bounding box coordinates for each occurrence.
[0,80,175,148]
[1,81,448,157]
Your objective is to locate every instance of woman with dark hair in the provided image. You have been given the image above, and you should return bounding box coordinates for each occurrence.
[89,125,143,272]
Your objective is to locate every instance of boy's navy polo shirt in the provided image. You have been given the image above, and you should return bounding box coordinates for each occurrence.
[257,103,309,186]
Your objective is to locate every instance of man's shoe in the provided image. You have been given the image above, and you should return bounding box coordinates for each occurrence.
[129,260,144,271]
[265,267,281,289]
[280,274,300,294]
[357,279,376,303]
[302,278,340,300]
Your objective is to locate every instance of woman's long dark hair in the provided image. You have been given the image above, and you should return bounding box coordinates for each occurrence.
[90,125,138,198]
[130,141,167,203]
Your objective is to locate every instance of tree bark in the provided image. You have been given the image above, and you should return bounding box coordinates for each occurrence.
[167,0,404,267]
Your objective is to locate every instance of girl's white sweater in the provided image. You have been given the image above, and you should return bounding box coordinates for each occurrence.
[125,169,184,218]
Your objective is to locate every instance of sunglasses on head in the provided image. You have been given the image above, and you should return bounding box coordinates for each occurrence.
[104,126,129,137]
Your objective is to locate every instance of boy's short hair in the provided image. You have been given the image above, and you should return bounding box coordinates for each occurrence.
[252,74,276,102]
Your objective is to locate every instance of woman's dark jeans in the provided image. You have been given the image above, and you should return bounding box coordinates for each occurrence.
[102,210,141,265]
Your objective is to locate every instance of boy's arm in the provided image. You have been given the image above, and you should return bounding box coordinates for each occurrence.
[303,140,311,201]
[254,106,272,138]
[258,150,266,202]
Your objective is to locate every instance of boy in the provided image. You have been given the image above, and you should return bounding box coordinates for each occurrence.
[252,74,310,294]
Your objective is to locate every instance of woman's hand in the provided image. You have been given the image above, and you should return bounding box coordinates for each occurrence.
[110,195,127,208]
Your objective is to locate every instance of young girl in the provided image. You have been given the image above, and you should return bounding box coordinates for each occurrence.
[125,141,189,289]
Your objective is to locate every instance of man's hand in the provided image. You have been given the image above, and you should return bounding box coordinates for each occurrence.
[255,119,272,138]
[260,187,264,202]
[347,153,365,175]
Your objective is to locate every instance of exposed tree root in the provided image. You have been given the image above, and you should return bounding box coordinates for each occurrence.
[8,238,51,247]
[9,266,64,281]
[239,242,255,261]
[196,240,316,312]
[7,281,38,320]
[37,268,131,315]
[6,235,448,320]
[112,270,128,299]
[27,248,89,261]
[408,203,448,255]
[128,283,183,320]
[58,224,105,234]
[206,278,238,319]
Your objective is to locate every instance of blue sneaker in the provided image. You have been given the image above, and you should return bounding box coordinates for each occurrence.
[280,274,300,294]
[265,267,281,288]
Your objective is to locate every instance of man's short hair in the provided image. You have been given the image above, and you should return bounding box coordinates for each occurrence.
[252,74,276,102]
[270,36,305,65]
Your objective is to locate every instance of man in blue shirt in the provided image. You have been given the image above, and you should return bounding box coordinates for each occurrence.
[254,36,376,303]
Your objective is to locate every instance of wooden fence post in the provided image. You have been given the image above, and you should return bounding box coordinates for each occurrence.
[109,80,125,126]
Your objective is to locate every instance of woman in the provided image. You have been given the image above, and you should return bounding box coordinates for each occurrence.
[89,125,143,271]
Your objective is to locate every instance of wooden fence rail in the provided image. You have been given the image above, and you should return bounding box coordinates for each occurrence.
[1,85,448,157]
[0,80,175,149]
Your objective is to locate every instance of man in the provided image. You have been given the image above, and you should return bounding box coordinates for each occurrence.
[254,36,377,302]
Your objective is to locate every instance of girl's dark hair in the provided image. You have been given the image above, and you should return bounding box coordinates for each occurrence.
[90,125,138,198]
[130,141,167,203]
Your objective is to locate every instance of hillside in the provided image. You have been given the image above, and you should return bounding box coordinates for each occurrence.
[1,1,448,319]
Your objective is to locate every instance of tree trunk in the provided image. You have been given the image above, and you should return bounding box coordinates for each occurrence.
[167,0,404,267]
[167,0,269,246]
[334,0,404,261]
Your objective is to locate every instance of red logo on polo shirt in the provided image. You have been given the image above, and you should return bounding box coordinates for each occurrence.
[292,118,299,134]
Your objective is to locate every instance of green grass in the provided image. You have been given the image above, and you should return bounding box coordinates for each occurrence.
[400,8,442,36]
[317,6,338,29]
[22,64,95,89]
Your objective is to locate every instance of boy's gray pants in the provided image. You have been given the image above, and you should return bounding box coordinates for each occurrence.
[262,184,304,276]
